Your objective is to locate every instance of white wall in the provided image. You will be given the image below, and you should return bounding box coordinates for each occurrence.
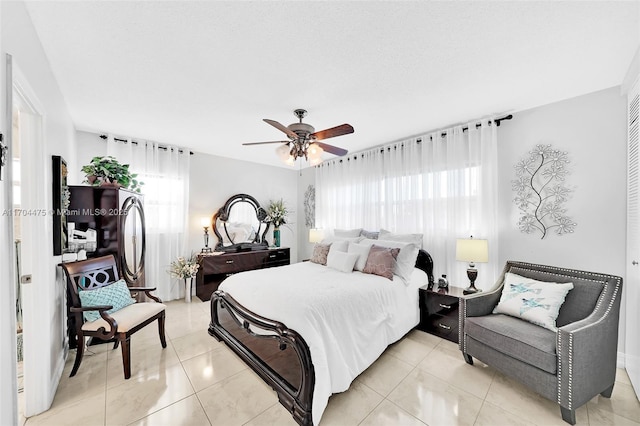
[497,86,627,356]
[497,87,626,276]
[1,0,76,419]
[188,153,299,262]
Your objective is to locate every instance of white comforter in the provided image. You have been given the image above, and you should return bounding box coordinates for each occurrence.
[219,261,429,425]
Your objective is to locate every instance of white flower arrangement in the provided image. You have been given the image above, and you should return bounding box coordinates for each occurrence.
[168,253,200,279]
[265,198,289,229]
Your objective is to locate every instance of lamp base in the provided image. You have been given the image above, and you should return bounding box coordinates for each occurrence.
[463,267,482,295]
[463,284,482,295]
[201,247,212,253]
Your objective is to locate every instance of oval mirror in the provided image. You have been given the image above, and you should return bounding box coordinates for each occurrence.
[212,194,269,251]
[120,196,146,285]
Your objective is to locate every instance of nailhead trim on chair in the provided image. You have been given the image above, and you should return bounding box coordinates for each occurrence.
[568,333,573,409]
[557,331,563,404]
[459,300,464,351]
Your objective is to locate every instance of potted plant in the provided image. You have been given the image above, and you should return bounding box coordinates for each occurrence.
[81,156,143,193]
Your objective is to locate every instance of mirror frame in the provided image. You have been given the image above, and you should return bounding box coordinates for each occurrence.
[212,193,270,252]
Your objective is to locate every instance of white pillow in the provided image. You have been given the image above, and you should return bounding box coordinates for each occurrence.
[333,228,363,238]
[322,236,363,244]
[493,272,574,331]
[329,240,348,254]
[379,228,423,248]
[326,250,359,273]
[347,242,372,271]
[360,238,419,284]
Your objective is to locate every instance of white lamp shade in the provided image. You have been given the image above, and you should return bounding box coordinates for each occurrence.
[276,144,291,161]
[200,217,210,228]
[456,238,489,263]
[309,228,324,243]
[285,155,295,166]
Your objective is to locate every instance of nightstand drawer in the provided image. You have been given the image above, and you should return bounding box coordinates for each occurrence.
[424,315,459,341]
[425,294,459,318]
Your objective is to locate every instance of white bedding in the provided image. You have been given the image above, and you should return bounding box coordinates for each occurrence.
[218,261,429,425]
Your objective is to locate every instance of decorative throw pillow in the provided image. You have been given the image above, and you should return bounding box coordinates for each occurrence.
[78,279,135,322]
[333,228,363,238]
[363,245,400,280]
[322,236,363,244]
[379,228,424,248]
[493,272,574,331]
[310,243,331,265]
[347,242,372,271]
[328,240,349,254]
[361,238,419,284]
[326,250,360,273]
[360,230,379,240]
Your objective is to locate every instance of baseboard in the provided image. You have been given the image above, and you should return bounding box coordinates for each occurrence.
[618,351,626,369]
[47,348,66,412]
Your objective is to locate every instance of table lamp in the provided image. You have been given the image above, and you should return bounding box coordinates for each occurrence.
[309,228,324,244]
[201,217,213,253]
[456,236,488,295]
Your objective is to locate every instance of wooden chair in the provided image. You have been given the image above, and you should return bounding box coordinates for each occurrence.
[61,255,167,379]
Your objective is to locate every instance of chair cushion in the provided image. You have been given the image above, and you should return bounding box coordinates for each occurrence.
[78,279,135,322]
[82,302,166,333]
[465,314,557,374]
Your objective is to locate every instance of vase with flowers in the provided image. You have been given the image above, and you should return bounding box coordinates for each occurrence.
[168,253,200,302]
[265,198,289,247]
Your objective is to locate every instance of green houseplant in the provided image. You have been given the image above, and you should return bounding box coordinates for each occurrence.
[81,156,143,193]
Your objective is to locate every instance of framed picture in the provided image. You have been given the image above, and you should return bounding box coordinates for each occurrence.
[52,155,69,255]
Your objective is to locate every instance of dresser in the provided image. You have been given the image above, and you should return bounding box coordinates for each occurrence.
[196,247,290,301]
[417,285,466,343]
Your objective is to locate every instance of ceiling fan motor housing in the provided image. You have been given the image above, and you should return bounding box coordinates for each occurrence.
[288,122,315,139]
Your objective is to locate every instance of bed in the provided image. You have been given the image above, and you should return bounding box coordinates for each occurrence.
[208,248,434,425]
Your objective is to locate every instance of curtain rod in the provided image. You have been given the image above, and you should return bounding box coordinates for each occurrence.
[98,134,194,155]
[319,114,513,165]
[420,114,512,143]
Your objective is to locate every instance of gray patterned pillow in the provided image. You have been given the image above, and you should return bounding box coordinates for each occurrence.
[310,243,331,265]
[362,245,400,280]
[360,230,379,239]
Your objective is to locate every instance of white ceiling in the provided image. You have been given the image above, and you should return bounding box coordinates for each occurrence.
[24,1,639,168]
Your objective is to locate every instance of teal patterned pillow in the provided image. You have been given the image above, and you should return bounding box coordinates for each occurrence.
[493,272,574,331]
[78,279,135,322]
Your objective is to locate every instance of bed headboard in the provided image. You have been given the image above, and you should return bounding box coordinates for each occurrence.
[415,249,435,288]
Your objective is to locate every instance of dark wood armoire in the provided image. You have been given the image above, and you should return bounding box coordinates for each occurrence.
[67,186,146,287]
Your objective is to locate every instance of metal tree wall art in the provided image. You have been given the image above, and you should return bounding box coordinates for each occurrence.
[512,144,576,239]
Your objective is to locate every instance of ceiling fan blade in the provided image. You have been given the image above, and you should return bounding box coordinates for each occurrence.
[316,142,348,157]
[242,140,290,146]
[263,119,298,140]
[311,123,354,141]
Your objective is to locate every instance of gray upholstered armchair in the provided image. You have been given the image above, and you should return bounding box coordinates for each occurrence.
[459,261,623,425]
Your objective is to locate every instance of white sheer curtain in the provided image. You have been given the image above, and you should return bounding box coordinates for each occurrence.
[106,135,190,301]
[316,120,498,288]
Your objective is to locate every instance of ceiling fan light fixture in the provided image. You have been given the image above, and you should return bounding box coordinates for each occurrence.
[285,155,295,167]
[276,143,291,161]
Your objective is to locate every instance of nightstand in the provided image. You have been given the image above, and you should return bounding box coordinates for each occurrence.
[418,285,466,343]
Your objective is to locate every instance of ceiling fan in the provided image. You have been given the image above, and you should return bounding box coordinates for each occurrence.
[243,109,354,165]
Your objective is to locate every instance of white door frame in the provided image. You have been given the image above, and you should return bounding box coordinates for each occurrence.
[1,52,19,426]
[12,58,56,417]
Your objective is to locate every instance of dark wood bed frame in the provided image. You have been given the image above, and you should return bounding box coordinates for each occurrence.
[208,249,435,425]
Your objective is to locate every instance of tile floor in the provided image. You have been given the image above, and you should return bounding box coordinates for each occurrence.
[21,298,640,426]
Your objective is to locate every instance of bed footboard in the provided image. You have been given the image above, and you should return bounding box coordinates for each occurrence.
[208,290,315,426]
